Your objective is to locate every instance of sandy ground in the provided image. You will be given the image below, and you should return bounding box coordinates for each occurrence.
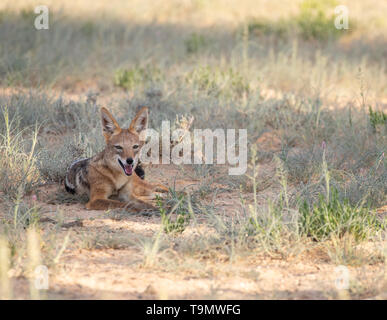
[0,87,385,299]
[1,162,385,300]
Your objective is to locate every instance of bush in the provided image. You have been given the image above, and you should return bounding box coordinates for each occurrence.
[0,92,100,134]
[185,33,207,54]
[247,0,352,42]
[0,108,41,199]
[369,106,387,133]
[186,66,249,98]
[341,155,387,208]
[247,18,294,39]
[280,146,323,184]
[297,0,342,41]
[299,188,384,241]
[114,65,162,90]
[37,140,86,182]
[156,192,191,234]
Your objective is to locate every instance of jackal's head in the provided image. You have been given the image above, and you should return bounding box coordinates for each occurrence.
[100,107,148,176]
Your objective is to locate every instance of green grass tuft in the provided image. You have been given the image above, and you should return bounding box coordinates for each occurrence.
[114,65,162,90]
[185,33,207,54]
[369,106,387,132]
[299,188,384,241]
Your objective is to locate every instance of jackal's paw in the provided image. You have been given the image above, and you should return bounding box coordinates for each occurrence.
[137,193,166,202]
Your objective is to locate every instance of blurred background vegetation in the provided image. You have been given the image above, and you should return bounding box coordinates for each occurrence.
[0,0,385,98]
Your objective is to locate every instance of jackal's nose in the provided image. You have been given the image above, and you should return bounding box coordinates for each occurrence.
[126,157,133,165]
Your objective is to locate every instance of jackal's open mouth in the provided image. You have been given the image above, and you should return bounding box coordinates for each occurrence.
[118,159,133,176]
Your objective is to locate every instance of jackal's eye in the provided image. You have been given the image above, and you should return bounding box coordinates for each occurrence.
[133,144,139,150]
[114,145,123,151]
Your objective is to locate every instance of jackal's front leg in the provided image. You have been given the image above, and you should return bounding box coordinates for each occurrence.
[86,197,156,212]
[86,184,156,212]
[132,174,168,197]
[127,194,157,212]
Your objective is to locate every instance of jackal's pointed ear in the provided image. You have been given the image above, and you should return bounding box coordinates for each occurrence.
[129,107,148,134]
[101,107,121,140]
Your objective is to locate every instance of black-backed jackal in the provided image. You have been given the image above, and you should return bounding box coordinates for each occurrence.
[65,107,168,211]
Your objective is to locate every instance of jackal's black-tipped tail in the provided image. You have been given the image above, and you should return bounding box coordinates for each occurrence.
[64,158,90,195]
[64,179,76,194]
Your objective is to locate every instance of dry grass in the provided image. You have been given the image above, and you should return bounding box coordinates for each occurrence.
[0,0,386,300]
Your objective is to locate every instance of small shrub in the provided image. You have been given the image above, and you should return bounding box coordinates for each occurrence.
[20,8,35,25]
[37,140,86,182]
[247,0,352,42]
[156,193,190,234]
[341,154,387,207]
[186,66,249,98]
[80,21,95,37]
[280,146,323,183]
[299,188,384,241]
[114,65,162,90]
[0,108,41,199]
[297,0,342,41]
[185,33,207,54]
[368,106,387,132]
[0,92,54,132]
[0,92,100,134]
[247,18,293,39]
[114,68,142,90]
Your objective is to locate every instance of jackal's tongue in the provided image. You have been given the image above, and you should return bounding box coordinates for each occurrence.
[123,164,133,175]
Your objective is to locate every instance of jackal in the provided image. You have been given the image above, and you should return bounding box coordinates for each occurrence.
[64,107,168,211]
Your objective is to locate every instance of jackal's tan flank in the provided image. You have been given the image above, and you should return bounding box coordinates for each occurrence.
[65,107,168,211]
